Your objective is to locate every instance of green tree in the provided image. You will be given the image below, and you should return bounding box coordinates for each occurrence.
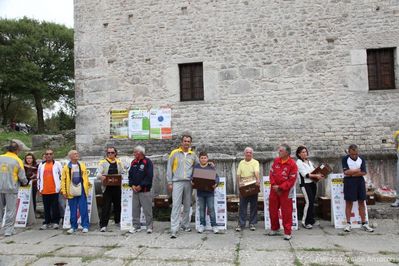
[0,17,74,132]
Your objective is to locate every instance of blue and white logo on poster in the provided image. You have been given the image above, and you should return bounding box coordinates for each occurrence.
[158,116,164,122]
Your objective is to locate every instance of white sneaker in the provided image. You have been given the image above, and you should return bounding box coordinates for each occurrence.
[170,232,177,239]
[249,224,256,231]
[344,224,351,232]
[284,234,292,240]
[67,228,75,234]
[100,227,107,232]
[212,227,219,234]
[268,230,279,236]
[197,225,204,234]
[146,228,153,234]
[181,227,191,232]
[52,223,59,230]
[82,228,89,233]
[362,223,374,232]
[128,227,141,234]
[391,199,399,207]
[302,223,313,229]
[40,224,49,230]
[4,231,13,237]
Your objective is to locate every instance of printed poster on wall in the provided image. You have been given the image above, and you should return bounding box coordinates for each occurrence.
[330,173,369,229]
[14,184,36,227]
[195,177,227,231]
[110,110,129,138]
[120,179,146,230]
[263,176,298,231]
[63,179,99,229]
[128,109,150,140]
[149,108,172,139]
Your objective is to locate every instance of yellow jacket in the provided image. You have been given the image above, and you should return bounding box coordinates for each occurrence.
[61,161,89,199]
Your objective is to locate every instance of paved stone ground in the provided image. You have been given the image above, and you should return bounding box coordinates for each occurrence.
[0,219,398,266]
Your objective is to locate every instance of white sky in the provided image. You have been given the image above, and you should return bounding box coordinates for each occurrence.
[0,0,74,28]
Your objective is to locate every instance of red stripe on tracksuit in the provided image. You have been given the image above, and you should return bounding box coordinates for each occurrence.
[269,157,298,235]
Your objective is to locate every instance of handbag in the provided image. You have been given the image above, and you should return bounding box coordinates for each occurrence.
[70,181,82,197]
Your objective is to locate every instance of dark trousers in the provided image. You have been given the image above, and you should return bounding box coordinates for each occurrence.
[42,193,60,225]
[301,182,317,226]
[100,186,121,227]
[32,185,37,212]
[238,194,258,227]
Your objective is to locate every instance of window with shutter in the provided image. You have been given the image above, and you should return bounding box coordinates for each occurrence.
[179,63,204,101]
[367,48,396,90]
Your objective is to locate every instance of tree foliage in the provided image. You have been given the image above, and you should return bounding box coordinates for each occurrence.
[0,17,74,132]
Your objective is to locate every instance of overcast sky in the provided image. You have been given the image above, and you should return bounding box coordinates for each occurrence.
[0,0,74,28]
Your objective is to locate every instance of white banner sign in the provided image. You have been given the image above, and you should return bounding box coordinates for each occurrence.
[330,173,369,229]
[263,176,298,231]
[195,177,227,231]
[14,183,36,227]
[120,179,146,230]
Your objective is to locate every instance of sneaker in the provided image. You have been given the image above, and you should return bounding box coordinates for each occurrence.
[213,227,219,234]
[52,223,59,230]
[197,225,204,234]
[268,230,279,236]
[67,228,76,234]
[249,224,256,231]
[100,227,107,232]
[235,225,242,232]
[40,224,49,230]
[82,228,89,233]
[284,234,292,240]
[181,227,191,232]
[170,232,177,239]
[128,227,141,234]
[344,224,351,232]
[362,223,374,232]
[146,228,153,234]
[302,223,313,229]
[4,231,14,237]
[313,221,320,226]
[391,199,399,207]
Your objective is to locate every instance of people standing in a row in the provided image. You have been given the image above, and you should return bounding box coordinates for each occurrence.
[97,146,124,232]
[0,141,28,237]
[61,150,90,234]
[37,149,63,230]
[24,153,38,212]
[128,145,154,234]
[235,147,260,232]
[296,146,323,229]
[268,144,298,240]
[167,133,199,238]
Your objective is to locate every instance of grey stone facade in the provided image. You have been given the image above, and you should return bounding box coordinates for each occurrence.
[75,0,399,190]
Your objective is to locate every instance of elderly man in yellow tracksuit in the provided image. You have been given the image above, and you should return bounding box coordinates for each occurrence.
[0,141,28,236]
[167,133,199,239]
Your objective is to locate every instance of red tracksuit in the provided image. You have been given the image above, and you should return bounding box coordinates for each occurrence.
[269,157,298,235]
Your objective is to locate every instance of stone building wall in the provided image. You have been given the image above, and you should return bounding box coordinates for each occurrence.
[75,0,399,188]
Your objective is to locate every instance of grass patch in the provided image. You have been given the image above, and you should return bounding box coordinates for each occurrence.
[294,257,303,266]
[103,244,118,251]
[0,132,32,147]
[81,256,97,263]
[389,259,399,264]
[234,241,241,266]
[379,251,397,255]
[5,240,15,244]
[302,247,329,252]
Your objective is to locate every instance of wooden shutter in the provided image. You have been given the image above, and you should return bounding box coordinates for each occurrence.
[179,63,204,101]
[367,48,395,90]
